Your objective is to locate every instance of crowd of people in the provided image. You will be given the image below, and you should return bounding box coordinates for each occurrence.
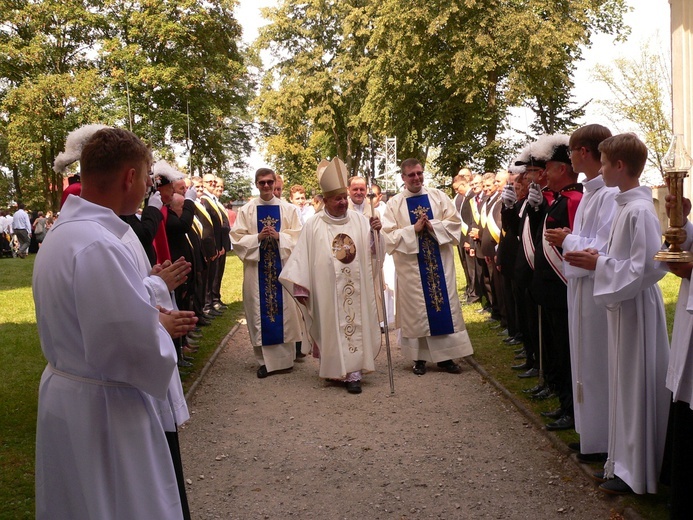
[25,121,693,519]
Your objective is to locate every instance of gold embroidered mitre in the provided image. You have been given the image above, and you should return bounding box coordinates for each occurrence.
[317,157,348,197]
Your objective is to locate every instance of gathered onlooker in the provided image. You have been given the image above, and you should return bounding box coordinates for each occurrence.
[12,203,32,258]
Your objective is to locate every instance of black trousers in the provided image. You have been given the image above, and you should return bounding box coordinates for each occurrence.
[542,305,572,415]
[165,429,191,520]
[211,253,227,305]
[661,399,693,519]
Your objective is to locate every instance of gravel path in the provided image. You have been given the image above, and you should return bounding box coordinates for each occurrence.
[180,325,621,519]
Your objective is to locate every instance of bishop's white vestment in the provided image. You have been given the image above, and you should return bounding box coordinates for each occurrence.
[279,210,380,379]
[561,175,618,454]
[33,195,184,520]
[381,187,473,362]
[231,197,303,372]
[593,186,670,494]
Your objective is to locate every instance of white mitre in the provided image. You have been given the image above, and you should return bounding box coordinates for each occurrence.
[317,157,348,197]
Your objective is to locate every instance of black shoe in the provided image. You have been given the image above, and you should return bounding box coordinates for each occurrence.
[599,476,632,495]
[540,407,564,419]
[518,368,539,378]
[511,362,531,371]
[514,352,527,360]
[178,359,193,368]
[514,347,525,354]
[207,308,223,317]
[197,317,212,326]
[577,452,608,463]
[476,306,491,314]
[590,470,607,484]
[437,360,462,374]
[546,415,574,431]
[496,328,509,336]
[257,365,268,379]
[202,312,216,320]
[187,331,202,340]
[531,387,555,400]
[413,360,427,375]
[213,302,228,311]
[506,338,522,346]
[490,322,503,330]
[568,442,580,453]
[346,380,362,394]
[523,383,544,394]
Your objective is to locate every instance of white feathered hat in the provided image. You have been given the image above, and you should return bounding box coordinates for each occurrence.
[53,124,110,174]
[152,160,185,186]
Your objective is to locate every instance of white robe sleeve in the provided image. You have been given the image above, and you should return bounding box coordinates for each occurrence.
[594,206,666,307]
[428,190,462,246]
[230,203,260,262]
[278,203,303,262]
[73,241,176,401]
[382,196,419,255]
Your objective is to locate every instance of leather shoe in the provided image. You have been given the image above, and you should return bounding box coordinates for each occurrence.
[197,317,212,326]
[506,338,522,346]
[257,365,268,379]
[346,380,362,394]
[177,359,193,368]
[546,415,574,431]
[518,368,538,378]
[577,452,608,463]
[511,362,531,371]
[523,383,544,394]
[437,360,462,374]
[599,476,632,495]
[540,407,564,419]
[568,442,580,453]
[514,352,526,360]
[213,302,228,311]
[496,328,509,336]
[476,306,491,314]
[207,308,223,317]
[514,347,525,354]
[490,322,503,330]
[531,387,555,400]
[590,470,607,484]
[413,360,427,375]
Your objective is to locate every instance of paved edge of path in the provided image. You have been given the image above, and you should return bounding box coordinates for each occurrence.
[185,323,644,520]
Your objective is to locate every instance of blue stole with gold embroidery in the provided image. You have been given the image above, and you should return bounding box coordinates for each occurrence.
[257,205,284,345]
[406,194,454,336]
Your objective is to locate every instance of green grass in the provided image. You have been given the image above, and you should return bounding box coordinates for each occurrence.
[0,253,244,520]
[0,252,683,519]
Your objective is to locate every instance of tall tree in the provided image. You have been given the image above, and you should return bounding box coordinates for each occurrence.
[101,0,253,176]
[254,0,375,184]
[593,39,672,181]
[0,0,109,210]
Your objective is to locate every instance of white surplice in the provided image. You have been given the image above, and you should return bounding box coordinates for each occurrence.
[33,195,183,520]
[593,186,670,494]
[279,209,380,379]
[381,187,473,362]
[665,220,693,408]
[561,175,618,454]
[230,197,303,371]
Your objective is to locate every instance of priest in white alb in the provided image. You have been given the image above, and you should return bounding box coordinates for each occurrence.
[279,157,382,394]
[231,168,303,379]
[381,158,473,376]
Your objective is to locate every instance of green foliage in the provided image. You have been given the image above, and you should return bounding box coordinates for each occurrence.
[255,0,629,183]
[593,38,672,184]
[0,0,253,211]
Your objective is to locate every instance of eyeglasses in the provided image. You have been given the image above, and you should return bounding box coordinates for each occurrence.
[257,180,275,186]
[404,170,424,179]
